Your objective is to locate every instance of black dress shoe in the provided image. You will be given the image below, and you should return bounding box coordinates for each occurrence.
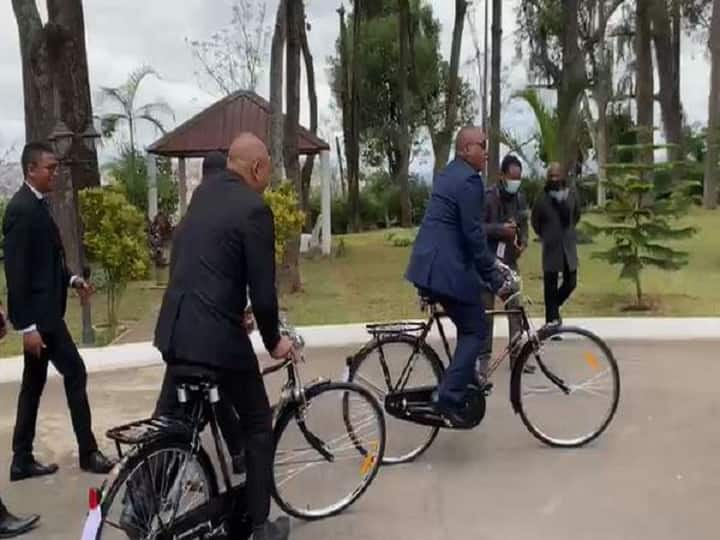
[10,457,58,482]
[0,507,40,538]
[80,450,115,474]
[252,517,290,540]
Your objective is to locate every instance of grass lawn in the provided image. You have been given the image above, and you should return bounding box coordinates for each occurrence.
[0,281,166,359]
[2,208,719,358]
[282,207,720,325]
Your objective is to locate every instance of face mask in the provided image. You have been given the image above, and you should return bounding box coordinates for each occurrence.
[549,188,569,202]
[503,180,522,194]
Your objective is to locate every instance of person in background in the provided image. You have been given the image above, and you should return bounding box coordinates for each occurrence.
[481,154,530,372]
[0,306,40,538]
[531,161,582,327]
[3,142,114,482]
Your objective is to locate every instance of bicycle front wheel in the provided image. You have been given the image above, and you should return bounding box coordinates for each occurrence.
[272,381,386,520]
[515,326,620,448]
[96,438,218,539]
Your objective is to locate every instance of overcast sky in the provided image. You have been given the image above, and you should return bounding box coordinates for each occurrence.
[0,0,713,172]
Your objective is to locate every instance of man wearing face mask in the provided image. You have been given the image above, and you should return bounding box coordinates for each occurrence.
[481,154,529,371]
[406,127,516,427]
[531,162,582,326]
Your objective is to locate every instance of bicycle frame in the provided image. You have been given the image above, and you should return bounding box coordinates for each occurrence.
[373,294,542,396]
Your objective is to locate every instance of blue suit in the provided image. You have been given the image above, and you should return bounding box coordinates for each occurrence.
[405,158,503,408]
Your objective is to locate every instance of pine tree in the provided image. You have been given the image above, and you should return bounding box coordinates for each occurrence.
[588,143,698,309]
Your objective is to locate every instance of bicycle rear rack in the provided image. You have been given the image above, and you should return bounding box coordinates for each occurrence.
[365,321,427,338]
[106,416,193,457]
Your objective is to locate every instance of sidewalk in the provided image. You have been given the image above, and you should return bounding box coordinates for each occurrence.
[0,317,718,383]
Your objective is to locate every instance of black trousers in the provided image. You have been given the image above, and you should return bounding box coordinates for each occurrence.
[543,259,577,323]
[155,362,273,528]
[12,321,97,459]
[154,368,245,457]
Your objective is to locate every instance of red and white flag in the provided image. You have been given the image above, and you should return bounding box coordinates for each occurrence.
[80,488,102,540]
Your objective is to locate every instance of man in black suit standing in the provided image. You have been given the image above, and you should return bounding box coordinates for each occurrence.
[154,133,292,540]
[3,142,114,481]
[0,307,40,538]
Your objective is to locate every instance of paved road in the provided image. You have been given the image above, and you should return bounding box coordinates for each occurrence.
[1,340,719,540]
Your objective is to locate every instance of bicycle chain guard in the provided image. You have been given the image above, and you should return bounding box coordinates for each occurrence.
[384,385,487,430]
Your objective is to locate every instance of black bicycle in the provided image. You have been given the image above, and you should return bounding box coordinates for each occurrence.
[345,272,620,464]
[87,319,386,539]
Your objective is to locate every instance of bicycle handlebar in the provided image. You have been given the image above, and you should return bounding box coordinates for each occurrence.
[260,313,305,377]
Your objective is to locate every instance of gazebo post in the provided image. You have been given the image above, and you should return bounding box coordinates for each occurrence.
[147,152,158,222]
[320,150,332,255]
[178,156,188,217]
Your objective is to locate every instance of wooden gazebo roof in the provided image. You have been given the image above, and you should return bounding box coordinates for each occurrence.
[148,90,330,158]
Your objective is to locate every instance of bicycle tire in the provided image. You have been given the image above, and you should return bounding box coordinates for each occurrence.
[512,325,621,448]
[95,438,219,539]
[271,381,386,521]
[347,333,444,464]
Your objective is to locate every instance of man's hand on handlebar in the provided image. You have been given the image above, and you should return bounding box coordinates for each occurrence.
[271,335,297,360]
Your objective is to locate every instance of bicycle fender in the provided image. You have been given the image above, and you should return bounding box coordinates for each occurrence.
[509,339,537,415]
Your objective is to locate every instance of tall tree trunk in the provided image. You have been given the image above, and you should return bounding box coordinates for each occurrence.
[636,0,655,171]
[338,6,354,232]
[397,0,412,227]
[11,0,100,276]
[279,0,302,293]
[488,0,502,184]
[704,0,720,209]
[348,1,362,232]
[299,3,317,229]
[270,0,287,185]
[650,0,683,166]
[557,0,585,176]
[432,0,468,178]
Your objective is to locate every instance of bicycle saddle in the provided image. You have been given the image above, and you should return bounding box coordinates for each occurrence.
[169,364,221,386]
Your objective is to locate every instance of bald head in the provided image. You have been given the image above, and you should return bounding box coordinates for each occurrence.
[227,133,272,193]
[547,162,565,183]
[455,126,487,172]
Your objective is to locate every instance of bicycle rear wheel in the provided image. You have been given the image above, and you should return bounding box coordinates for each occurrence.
[347,334,443,464]
[96,438,218,539]
[271,381,386,520]
[515,326,620,448]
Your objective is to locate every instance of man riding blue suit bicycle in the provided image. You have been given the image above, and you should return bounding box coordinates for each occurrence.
[405,126,516,427]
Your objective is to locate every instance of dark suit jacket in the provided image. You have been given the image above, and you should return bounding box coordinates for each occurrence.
[405,158,503,302]
[531,188,582,273]
[154,171,281,371]
[2,184,72,333]
[484,184,529,267]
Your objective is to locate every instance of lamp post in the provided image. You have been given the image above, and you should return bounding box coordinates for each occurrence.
[48,120,101,346]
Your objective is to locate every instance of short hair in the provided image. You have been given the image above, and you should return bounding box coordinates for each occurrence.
[21,142,55,177]
[202,151,227,176]
[500,154,523,175]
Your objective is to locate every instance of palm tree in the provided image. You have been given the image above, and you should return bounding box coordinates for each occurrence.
[98,66,174,186]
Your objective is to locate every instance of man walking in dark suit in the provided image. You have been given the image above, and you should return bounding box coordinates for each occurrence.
[531,162,582,325]
[0,308,40,538]
[3,142,114,481]
[154,133,292,540]
[405,127,514,426]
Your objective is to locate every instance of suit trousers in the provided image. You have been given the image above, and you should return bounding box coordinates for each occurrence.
[543,257,577,323]
[155,362,273,528]
[154,367,244,457]
[12,321,97,459]
[437,299,487,407]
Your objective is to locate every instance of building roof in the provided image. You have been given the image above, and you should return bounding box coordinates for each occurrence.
[147,90,329,158]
